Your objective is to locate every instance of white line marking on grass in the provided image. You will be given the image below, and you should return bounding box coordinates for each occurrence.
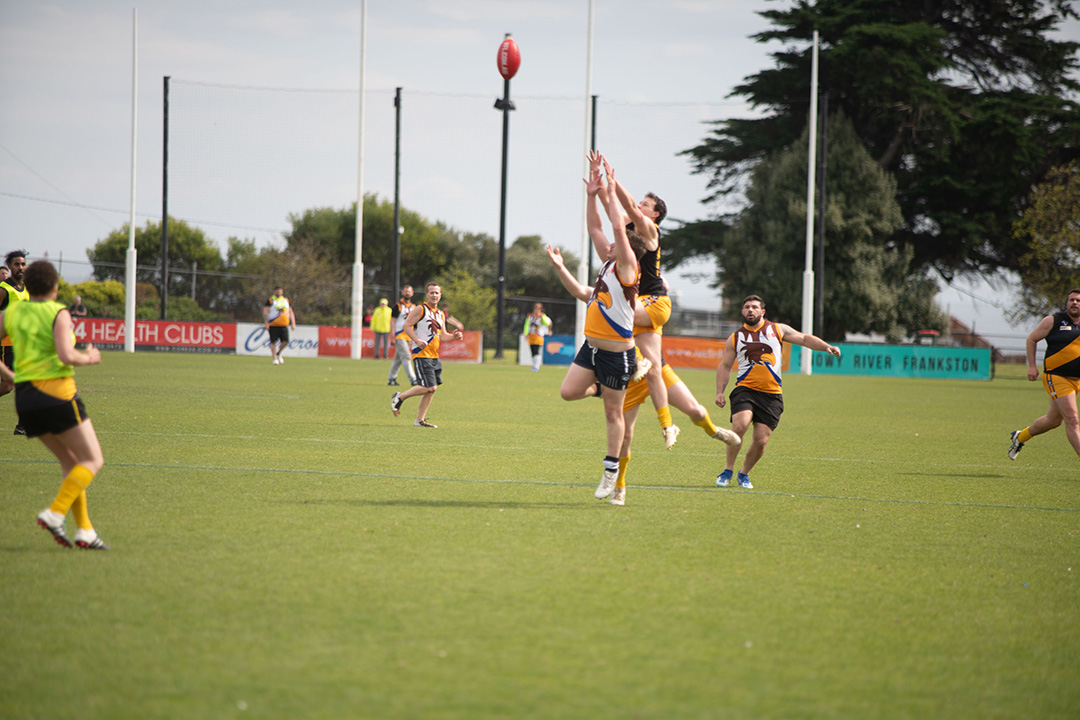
[91,430,1080,475]
[1,458,1076,513]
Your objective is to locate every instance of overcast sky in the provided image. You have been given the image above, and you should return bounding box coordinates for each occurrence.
[1,0,1076,345]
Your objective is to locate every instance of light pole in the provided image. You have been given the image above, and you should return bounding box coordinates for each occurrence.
[494,34,520,359]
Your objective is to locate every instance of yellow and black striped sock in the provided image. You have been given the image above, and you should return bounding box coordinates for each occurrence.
[694,415,718,436]
[49,465,94,517]
[616,455,630,489]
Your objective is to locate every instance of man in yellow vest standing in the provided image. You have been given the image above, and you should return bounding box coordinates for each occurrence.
[0,250,30,434]
[371,298,393,359]
[263,286,296,365]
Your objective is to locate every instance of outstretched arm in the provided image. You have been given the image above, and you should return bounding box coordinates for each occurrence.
[604,161,639,286]
[584,165,611,260]
[776,324,841,357]
[587,150,616,219]
[546,245,592,303]
[611,175,658,248]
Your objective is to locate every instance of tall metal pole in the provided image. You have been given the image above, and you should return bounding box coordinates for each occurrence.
[393,87,402,300]
[587,93,598,284]
[494,73,511,359]
[800,30,820,375]
[350,0,367,359]
[815,94,828,337]
[124,9,138,353]
[161,75,170,321]
[576,0,595,351]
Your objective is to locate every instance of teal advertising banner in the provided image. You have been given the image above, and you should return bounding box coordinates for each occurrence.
[787,343,991,380]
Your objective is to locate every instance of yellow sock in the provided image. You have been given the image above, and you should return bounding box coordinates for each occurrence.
[1018,427,1032,444]
[694,415,718,436]
[616,455,630,489]
[657,406,673,429]
[71,491,93,531]
[49,465,94,517]
[635,347,644,364]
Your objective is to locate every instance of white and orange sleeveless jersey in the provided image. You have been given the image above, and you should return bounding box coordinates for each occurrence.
[584,259,639,342]
[729,320,785,394]
[411,303,446,359]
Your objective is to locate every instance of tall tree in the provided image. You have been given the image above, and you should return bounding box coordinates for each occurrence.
[87,218,226,313]
[1011,162,1080,320]
[681,0,1080,279]
[713,111,944,340]
[284,195,455,296]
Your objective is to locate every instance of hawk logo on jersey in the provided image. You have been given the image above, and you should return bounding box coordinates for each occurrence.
[743,341,775,366]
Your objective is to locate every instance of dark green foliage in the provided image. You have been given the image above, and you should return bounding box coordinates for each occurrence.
[682,0,1080,277]
[1011,162,1080,320]
[88,197,582,330]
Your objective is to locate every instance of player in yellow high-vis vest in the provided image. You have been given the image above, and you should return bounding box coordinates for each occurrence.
[0,250,30,435]
[0,260,108,550]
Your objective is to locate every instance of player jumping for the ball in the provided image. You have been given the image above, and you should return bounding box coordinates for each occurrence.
[548,156,648,501]
[588,151,679,451]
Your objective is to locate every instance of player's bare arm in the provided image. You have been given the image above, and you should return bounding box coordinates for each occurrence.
[604,162,639,286]
[1026,315,1054,380]
[546,245,592,302]
[776,324,842,357]
[715,340,736,408]
[584,166,611,260]
[54,310,101,367]
[611,175,659,249]
[587,150,617,218]
[402,304,425,346]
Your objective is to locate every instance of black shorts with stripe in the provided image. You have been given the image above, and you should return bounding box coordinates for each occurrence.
[729,385,784,430]
[412,357,443,388]
[573,342,636,391]
[14,382,89,438]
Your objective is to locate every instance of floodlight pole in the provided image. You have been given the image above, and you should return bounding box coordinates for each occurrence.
[350,0,367,359]
[393,87,402,299]
[161,75,170,321]
[494,34,519,360]
[124,9,138,353]
[800,30,819,375]
[576,0,594,351]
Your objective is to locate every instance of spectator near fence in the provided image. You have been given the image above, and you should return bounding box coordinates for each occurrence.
[371,298,392,359]
[68,295,88,318]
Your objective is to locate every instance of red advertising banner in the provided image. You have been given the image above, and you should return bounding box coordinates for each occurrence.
[318,326,354,357]
[316,327,483,362]
[74,318,237,353]
[661,335,727,370]
[661,335,793,371]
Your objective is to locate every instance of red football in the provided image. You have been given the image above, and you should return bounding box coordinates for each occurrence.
[497,37,521,80]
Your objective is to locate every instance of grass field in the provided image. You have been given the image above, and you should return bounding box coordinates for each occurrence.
[1,352,1077,719]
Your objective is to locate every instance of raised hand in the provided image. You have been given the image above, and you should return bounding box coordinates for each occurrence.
[583,166,603,196]
[545,244,565,269]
